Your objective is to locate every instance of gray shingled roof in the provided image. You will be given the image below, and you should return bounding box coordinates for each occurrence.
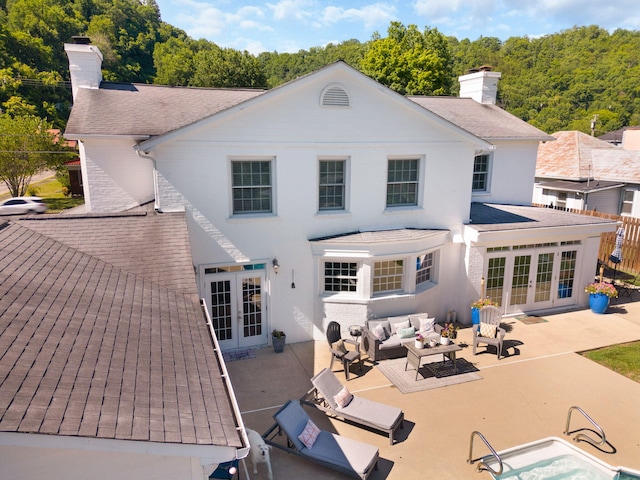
[65,77,550,143]
[469,202,617,232]
[0,214,242,448]
[65,82,265,137]
[408,96,553,141]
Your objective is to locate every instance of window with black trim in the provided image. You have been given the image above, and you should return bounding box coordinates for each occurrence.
[232,160,272,214]
[324,262,357,292]
[386,159,418,207]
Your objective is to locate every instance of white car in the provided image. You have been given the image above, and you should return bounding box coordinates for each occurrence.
[0,196,48,215]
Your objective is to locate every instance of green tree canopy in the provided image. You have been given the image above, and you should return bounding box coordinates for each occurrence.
[361,22,452,96]
[0,114,72,196]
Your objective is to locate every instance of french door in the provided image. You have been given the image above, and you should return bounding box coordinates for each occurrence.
[486,246,579,314]
[206,270,267,350]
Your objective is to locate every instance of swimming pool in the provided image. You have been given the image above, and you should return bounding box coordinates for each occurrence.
[479,437,640,480]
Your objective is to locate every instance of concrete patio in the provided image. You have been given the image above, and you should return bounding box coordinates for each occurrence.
[226,295,640,479]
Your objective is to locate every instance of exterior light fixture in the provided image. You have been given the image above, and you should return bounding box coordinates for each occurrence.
[272,258,279,273]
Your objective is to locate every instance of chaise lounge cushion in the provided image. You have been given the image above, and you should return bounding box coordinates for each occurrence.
[273,399,379,479]
[312,368,403,436]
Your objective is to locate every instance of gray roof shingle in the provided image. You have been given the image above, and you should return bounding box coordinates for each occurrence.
[65,77,551,143]
[0,214,242,448]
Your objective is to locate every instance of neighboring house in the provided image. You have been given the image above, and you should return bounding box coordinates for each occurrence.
[65,157,84,196]
[534,130,640,217]
[63,39,616,351]
[0,209,249,479]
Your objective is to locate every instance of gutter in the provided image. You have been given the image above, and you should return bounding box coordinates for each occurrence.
[201,300,251,462]
[135,149,161,212]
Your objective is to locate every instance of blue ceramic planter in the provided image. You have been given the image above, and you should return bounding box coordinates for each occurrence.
[471,308,480,329]
[589,293,610,314]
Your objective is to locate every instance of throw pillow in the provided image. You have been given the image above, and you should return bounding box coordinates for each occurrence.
[397,326,416,339]
[333,386,353,408]
[331,339,347,353]
[298,419,321,449]
[389,316,410,335]
[419,317,436,333]
[372,324,387,341]
[480,322,497,338]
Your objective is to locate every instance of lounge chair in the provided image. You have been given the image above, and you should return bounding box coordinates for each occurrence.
[263,400,379,480]
[301,368,404,445]
[473,305,507,359]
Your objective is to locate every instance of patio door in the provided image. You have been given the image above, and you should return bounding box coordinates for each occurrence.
[486,245,579,314]
[206,270,267,350]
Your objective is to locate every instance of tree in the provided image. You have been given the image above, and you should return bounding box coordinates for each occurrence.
[0,115,71,196]
[360,22,452,96]
[191,46,266,88]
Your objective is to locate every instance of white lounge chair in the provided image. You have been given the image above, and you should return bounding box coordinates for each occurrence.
[263,399,379,480]
[301,367,404,444]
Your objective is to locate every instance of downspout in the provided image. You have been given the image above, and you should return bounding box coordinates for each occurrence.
[136,149,162,212]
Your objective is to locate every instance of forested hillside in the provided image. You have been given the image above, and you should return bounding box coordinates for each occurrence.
[1,0,639,133]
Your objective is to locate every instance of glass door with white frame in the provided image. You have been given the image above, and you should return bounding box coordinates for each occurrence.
[205,267,267,350]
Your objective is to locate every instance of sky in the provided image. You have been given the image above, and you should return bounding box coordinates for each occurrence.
[154,0,640,55]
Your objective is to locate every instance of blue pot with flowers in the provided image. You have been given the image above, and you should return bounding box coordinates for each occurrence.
[470,298,499,329]
[585,282,618,314]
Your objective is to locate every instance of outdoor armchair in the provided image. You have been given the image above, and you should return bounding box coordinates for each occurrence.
[326,321,361,380]
[473,305,506,359]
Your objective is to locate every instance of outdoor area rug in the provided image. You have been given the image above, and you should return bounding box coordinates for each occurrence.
[376,356,482,394]
[515,314,548,325]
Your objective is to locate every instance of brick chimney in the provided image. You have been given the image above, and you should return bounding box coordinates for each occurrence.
[458,66,501,105]
[64,36,103,101]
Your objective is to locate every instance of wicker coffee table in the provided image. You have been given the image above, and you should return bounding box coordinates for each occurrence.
[404,341,462,381]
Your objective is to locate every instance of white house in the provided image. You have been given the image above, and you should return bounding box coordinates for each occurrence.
[63,40,617,351]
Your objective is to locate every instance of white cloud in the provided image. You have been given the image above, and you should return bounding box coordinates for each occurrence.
[266,0,315,22]
[321,3,396,29]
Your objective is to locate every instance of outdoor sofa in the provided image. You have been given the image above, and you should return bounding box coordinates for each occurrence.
[301,367,404,444]
[362,313,442,362]
[263,399,379,480]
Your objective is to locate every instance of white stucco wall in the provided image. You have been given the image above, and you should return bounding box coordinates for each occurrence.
[150,68,482,342]
[474,140,540,205]
[81,137,155,213]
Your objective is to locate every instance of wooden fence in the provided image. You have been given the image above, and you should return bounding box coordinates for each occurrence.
[534,204,640,276]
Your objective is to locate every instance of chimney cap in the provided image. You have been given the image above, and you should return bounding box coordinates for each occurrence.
[467,65,493,74]
[71,36,91,45]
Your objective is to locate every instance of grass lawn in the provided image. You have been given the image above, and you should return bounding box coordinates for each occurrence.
[1,177,84,213]
[582,341,640,383]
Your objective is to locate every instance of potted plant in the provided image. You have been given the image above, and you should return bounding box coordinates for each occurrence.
[415,333,425,349]
[470,298,499,327]
[585,282,618,314]
[272,329,286,353]
[440,322,458,345]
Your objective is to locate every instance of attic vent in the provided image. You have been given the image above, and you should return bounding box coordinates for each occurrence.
[321,85,350,107]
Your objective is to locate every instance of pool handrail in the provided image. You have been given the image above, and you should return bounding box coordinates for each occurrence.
[564,405,607,447]
[467,430,504,477]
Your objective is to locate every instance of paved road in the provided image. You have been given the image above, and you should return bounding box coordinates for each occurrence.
[0,170,55,197]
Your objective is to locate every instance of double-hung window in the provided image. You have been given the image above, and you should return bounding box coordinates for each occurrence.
[232,160,272,214]
[472,154,490,192]
[319,160,345,211]
[416,252,434,286]
[324,262,358,292]
[373,260,404,293]
[622,189,635,215]
[386,159,418,207]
